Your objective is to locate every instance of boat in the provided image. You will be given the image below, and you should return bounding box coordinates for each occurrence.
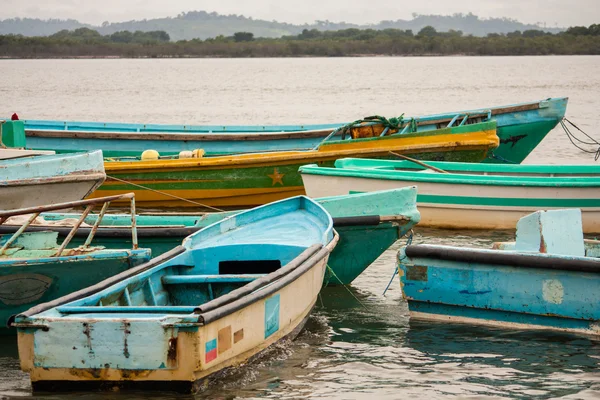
[90,121,498,207]
[299,158,600,233]
[0,150,106,210]
[0,194,151,334]
[0,189,421,285]
[397,208,600,337]
[16,97,567,163]
[13,196,338,393]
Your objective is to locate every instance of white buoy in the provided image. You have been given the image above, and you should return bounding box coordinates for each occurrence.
[141,149,159,160]
[179,150,193,159]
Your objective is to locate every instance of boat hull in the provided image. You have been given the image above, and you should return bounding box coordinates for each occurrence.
[17,242,331,393]
[91,122,498,208]
[398,245,600,337]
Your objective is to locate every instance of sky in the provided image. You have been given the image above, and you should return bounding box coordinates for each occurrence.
[1,0,598,28]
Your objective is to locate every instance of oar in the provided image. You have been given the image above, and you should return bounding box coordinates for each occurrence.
[389,151,449,174]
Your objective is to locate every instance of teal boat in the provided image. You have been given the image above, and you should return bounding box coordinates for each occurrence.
[0,189,420,285]
[300,158,600,233]
[13,196,338,393]
[398,208,600,337]
[16,97,567,163]
[0,194,151,335]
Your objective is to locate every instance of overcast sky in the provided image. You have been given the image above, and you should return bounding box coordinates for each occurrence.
[1,0,598,28]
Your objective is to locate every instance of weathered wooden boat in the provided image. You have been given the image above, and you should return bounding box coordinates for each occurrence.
[13,196,338,393]
[0,189,420,285]
[0,150,105,210]
[16,97,566,163]
[90,121,498,207]
[0,194,151,335]
[398,208,600,337]
[299,158,600,233]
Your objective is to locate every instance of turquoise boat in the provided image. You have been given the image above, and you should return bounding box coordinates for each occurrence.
[300,158,600,233]
[0,189,420,285]
[13,196,338,393]
[0,194,151,335]
[17,97,567,163]
[398,208,600,337]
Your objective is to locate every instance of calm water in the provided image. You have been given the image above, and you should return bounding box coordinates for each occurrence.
[1,56,600,399]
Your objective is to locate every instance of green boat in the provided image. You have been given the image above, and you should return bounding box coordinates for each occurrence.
[0,194,151,335]
[0,189,420,285]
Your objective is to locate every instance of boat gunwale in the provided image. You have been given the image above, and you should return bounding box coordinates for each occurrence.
[404,244,600,273]
[299,163,600,188]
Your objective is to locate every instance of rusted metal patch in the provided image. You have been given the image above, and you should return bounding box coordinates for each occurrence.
[218,326,232,354]
[406,265,428,282]
[166,336,178,368]
[233,328,244,344]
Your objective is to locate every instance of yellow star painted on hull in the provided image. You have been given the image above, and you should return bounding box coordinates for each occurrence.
[268,168,285,186]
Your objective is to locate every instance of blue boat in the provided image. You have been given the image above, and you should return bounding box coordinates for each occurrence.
[13,196,338,393]
[398,208,600,336]
[0,194,151,335]
[18,97,567,163]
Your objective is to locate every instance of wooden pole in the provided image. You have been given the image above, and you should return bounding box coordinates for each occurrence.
[389,151,449,174]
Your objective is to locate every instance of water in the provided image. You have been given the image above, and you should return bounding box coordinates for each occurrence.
[1,56,600,399]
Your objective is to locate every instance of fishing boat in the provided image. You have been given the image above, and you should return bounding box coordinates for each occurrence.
[299,158,600,233]
[90,121,498,208]
[0,194,151,334]
[0,150,106,210]
[17,97,566,163]
[13,196,338,393]
[397,208,600,337]
[0,189,421,285]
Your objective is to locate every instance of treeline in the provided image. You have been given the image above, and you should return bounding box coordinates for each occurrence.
[0,24,599,58]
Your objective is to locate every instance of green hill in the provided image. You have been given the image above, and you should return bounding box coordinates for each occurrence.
[0,11,563,40]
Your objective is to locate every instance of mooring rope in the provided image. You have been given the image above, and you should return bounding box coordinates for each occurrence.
[383,230,413,297]
[561,117,600,161]
[325,264,369,309]
[106,175,225,212]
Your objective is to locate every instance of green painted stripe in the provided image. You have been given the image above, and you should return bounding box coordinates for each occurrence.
[418,194,600,208]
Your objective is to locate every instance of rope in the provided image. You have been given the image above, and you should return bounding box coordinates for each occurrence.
[325,264,368,309]
[487,152,518,164]
[106,175,225,212]
[560,118,600,161]
[383,230,413,296]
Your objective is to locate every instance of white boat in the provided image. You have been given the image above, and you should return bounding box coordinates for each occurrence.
[0,150,106,210]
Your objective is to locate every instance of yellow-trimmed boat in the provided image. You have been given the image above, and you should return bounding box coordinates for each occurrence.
[91,121,498,208]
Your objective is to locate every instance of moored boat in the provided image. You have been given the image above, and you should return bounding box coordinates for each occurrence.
[397,209,600,337]
[90,121,498,208]
[0,194,151,334]
[0,150,106,210]
[17,97,567,163]
[13,196,337,393]
[0,189,421,285]
[299,158,600,233]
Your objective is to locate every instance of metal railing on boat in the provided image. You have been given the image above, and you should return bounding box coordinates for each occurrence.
[0,193,138,257]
